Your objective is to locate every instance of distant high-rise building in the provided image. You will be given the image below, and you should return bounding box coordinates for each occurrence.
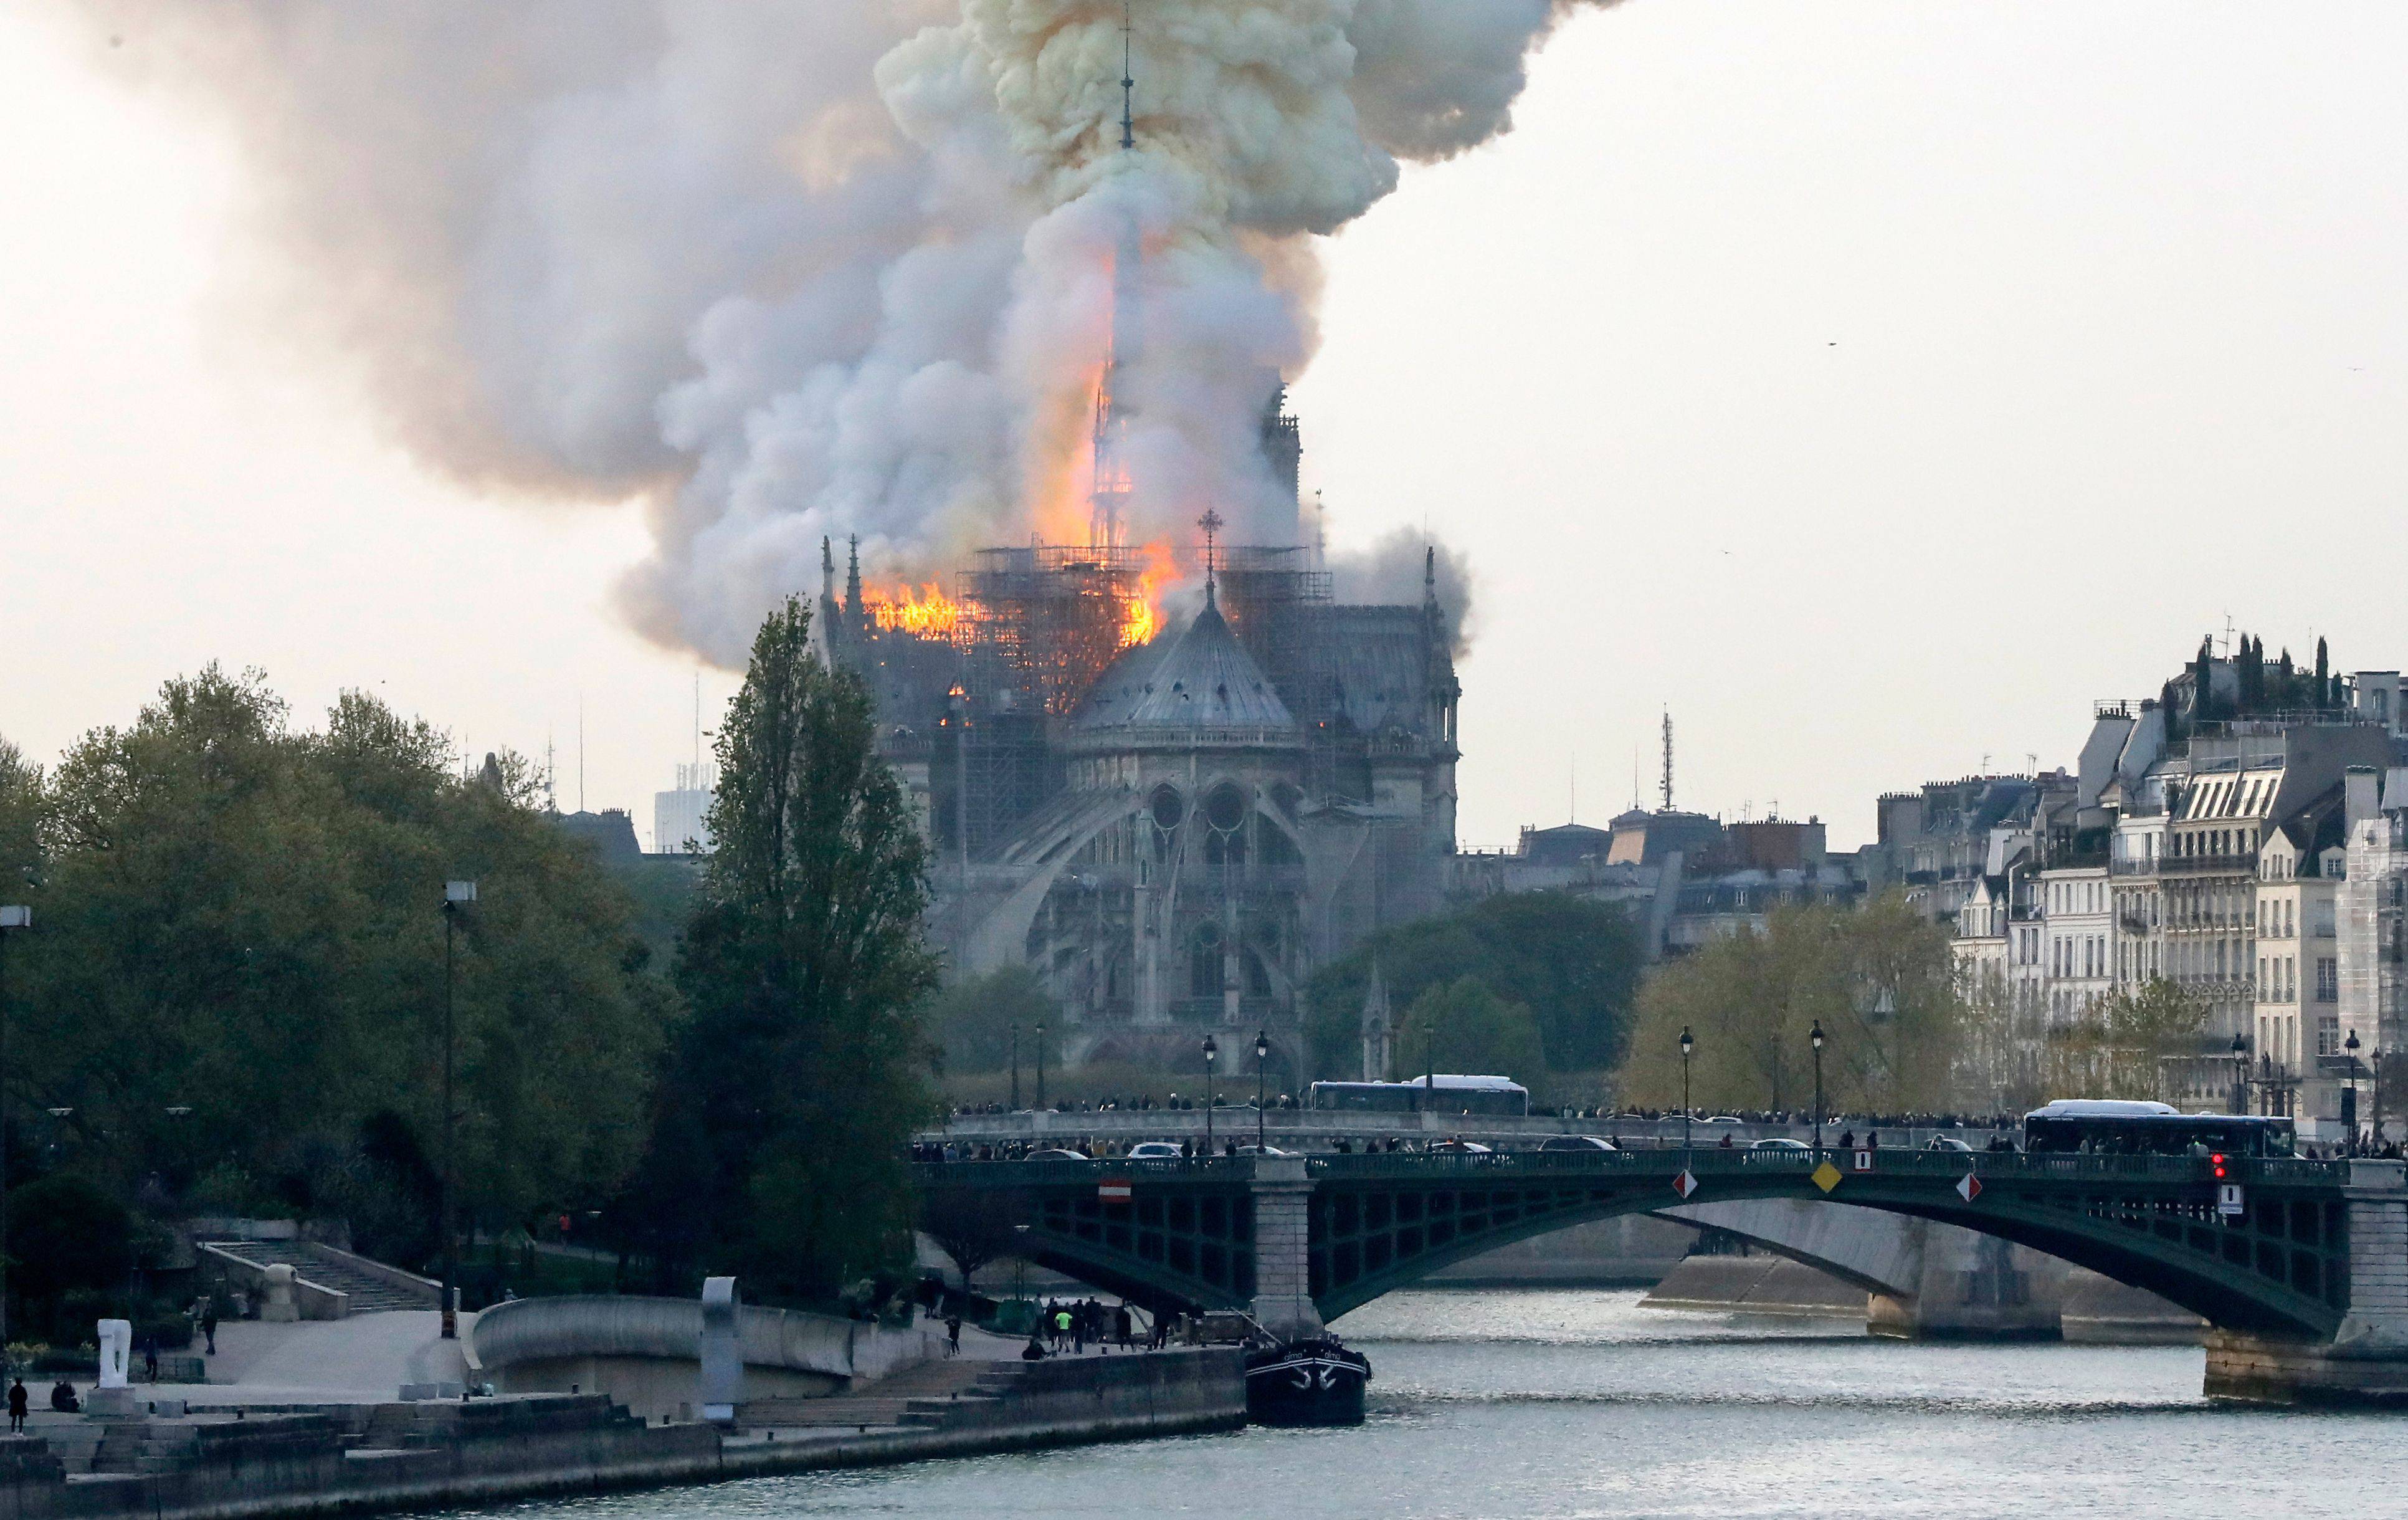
[654,762,716,855]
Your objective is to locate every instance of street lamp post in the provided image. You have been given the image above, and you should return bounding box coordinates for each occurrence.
[2344,1029,2362,1154]
[0,905,29,1371]
[1035,1021,1047,1112]
[2230,1031,2250,1117]
[1254,1030,1270,1152]
[2375,1046,2387,1147]
[1202,1035,1218,1154]
[440,881,475,1340]
[1809,1020,1825,1165]
[1679,1026,1694,1161]
[1009,1021,1021,1112]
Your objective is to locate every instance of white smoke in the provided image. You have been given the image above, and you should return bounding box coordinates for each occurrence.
[53,0,1610,663]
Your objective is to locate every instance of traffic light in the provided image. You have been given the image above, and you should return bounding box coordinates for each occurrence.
[2211,1152,2229,1179]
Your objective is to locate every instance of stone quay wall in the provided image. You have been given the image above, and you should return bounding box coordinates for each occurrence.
[0,1352,1246,1520]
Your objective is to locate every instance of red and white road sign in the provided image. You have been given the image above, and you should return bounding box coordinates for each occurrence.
[1673,1169,1700,1199]
[1956,1173,1982,1203]
[1098,1177,1132,1203]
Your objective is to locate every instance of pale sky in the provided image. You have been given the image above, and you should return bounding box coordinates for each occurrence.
[4,2,2405,851]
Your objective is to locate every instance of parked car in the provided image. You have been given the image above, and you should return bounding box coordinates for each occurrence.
[1427,1139,1494,1155]
[1538,1135,1619,1152]
[1029,1147,1092,1160]
[1232,1144,1295,1156]
[1749,1137,1811,1152]
[1126,1142,1184,1159]
[1705,1116,1745,1124]
[1926,1136,1974,1152]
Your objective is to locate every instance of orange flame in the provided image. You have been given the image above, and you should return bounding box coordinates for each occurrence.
[861,581,963,638]
[1121,541,1179,648]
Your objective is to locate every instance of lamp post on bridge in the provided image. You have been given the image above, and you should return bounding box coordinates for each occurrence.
[2343,1029,2361,1154]
[1202,1034,1218,1154]
[2230,1031,2250,1117]
[1255,1030,1270,1153]
[1035,1020,1046,1111]
[1809,1019,1825,1165]
[1009,1021,1021,1112]
[1679,1026,1693,1162]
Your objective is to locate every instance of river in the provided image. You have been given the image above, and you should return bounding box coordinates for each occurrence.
[496,1291,2392,1519]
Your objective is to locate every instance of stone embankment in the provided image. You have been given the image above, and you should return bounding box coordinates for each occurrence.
[0,1350,1245,1520]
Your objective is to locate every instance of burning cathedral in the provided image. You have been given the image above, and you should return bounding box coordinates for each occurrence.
[819,403,1459,1077]
[814,38,1460,1078]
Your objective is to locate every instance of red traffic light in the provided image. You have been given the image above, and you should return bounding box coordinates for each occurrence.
[2211,1152,2228,1179]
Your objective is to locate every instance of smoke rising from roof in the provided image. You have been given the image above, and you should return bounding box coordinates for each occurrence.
[56,0,1609,664]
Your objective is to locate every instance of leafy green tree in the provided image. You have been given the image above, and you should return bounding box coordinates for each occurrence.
[1389,977,1546,1085]
[7,1173,133,1302]
[6,669,672,1264]
[636,598,938,1303]
[923,967,1055,1076]
[1303,892,1641,1078]
[1617,894,1963,1114]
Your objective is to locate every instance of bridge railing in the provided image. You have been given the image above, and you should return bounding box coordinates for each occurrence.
[915,1149,2348,1190]
[914,1156,1257,1188]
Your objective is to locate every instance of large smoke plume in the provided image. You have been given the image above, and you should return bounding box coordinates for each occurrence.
[54,0,1606,663]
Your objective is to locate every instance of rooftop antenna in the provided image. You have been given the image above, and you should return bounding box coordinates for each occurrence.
[1631,746,1640,812]
[544,731,557,814]
[1660,711,1675,813]
[1569,750,1577,825]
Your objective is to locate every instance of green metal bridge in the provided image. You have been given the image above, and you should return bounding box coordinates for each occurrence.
[916,1147,2376,1343]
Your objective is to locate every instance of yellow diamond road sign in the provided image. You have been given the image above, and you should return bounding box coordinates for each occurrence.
[1811,1161,1843,1193]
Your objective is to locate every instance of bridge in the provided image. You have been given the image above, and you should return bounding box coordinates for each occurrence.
[916,1147,2408,1405]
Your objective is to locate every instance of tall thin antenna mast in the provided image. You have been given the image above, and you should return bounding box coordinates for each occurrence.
[1569,750,1577,825]
[1660,712,1674,813]
[578,696,586,814]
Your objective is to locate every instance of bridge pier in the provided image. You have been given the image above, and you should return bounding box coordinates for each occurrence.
[1250,1155,1325,1341]
[2207,1160,2408,1406]
[1867,1227,2066,1341]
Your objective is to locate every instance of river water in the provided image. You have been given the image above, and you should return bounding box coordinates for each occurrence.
[500,1291,2394,1520]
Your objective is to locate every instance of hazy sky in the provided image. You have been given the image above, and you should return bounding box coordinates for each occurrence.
[4,2,2405,851]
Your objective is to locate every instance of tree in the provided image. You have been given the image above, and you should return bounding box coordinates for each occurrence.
[636,598,939,1303]
[921,1188,1024,1295]
[1617,894,1963,1115]
[2047,978,2207,1101]
[923,967,1055,1076]
[1389,978,1546,1085]
[6,668,672,1264]
[1303,892,1642,1078]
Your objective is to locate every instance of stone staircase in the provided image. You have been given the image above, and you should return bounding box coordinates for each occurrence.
[204,1241,437,1314]
[738,1356,1022,1431]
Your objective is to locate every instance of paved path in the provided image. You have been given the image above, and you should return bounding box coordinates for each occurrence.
[122,1312,474,1405]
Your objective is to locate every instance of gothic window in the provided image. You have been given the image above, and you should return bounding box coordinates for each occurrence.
[1189,923,1222,999]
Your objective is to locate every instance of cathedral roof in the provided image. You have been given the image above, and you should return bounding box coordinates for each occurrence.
[1072,592,1298,742]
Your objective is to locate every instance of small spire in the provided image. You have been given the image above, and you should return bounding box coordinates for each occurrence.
[1120,1,1136,152]
[845,533,865,632]
[1199,508,1223,608]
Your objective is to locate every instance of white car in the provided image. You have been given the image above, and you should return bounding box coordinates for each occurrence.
[1126,1142,1184,1159]
[1749,1137,1811,1152]
[1538,1135,1619,1153]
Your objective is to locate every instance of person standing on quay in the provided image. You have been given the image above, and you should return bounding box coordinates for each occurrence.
[7,1379,26,1433]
